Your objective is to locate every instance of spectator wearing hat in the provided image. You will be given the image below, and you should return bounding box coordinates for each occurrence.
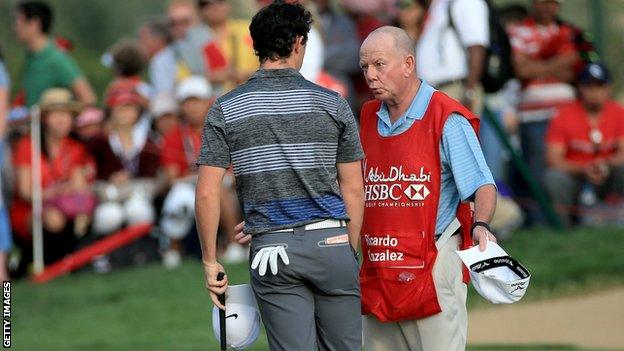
[545,63,624,226]
[10,88,96,270]
[87,87,162,236]
[160,76,244,265]
[162,76,213,184]
[150,93,180,140]
[14,1,96,107]
[160,76,214,267]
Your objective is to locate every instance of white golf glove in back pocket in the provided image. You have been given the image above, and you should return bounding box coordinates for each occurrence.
[251,245,289,276]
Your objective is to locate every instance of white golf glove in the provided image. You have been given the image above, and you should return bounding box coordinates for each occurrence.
[250,246,289,276]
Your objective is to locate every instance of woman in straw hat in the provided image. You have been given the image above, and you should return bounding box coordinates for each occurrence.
[10,88,96,270]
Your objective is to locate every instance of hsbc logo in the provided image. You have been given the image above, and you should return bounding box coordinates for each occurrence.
[365,183,430,201]
[403,184,430,201]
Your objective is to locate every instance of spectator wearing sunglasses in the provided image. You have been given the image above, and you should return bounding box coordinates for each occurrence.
[198,0,258,94]
[167,0,212,77]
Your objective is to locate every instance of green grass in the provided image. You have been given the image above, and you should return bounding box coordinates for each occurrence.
[10,227,624,350]
[467,226,624,309]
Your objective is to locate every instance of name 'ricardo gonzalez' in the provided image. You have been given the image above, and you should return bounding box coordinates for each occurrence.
[364,235,405,262]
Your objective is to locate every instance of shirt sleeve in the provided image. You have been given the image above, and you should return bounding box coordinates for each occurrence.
[335,97,365,163]
[55,53,83,87]
[545,110,567,145]
[197,101,231,168]
[13,138,32,167]
[150,50,177,94]
[441,114,495,201]
[451,0,490,47]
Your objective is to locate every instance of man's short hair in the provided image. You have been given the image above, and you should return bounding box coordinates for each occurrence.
[249,1,313,63]
[17,1,53,34]
[110,39,145,77]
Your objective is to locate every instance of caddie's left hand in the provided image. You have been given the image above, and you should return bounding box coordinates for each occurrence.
[472,226,497,252]
[251,245,289,276]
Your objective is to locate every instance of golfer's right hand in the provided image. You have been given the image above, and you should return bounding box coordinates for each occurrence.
[204,261,227,310]
[234,221,252,244]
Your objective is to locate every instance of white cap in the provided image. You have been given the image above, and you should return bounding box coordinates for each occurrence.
[212,284,261,350]
[456,241,531,304]
[175,76,212,102]
[159,182,196,239]
[150,93,178,118]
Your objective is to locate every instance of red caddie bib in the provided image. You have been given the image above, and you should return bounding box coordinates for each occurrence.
[359,91,479,322]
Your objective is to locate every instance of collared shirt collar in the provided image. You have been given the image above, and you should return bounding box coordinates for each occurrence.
[376,80,436,134]
[250,68,303,80]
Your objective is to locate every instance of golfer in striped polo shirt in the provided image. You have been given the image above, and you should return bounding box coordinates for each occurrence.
[195,2,365,350]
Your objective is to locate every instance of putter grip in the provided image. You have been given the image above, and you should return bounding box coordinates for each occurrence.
[217,272,226,350]
[217,272,226,305]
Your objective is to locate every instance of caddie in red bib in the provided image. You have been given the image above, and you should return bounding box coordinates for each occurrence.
[359,27,498,351]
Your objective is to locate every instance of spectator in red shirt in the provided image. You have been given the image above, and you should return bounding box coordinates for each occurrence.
[160,76,244,265]
[159,76,213,267]
[507,0,579,224]
[545,63,624,226]
[11,88,96,266]
[88,87,162,235]
[161,76,210,183]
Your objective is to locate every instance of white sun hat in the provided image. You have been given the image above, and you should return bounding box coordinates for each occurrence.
[212,284,261,350]
[176,76,212,102]
[456,241,531,304]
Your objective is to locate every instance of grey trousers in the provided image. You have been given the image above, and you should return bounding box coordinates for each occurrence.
[250,226,361,351]
[544,166,624,226]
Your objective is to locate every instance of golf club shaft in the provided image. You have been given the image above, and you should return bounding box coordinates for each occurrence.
[217,272,226,350]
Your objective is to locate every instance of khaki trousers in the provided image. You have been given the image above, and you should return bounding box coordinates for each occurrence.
[363,235,468,351]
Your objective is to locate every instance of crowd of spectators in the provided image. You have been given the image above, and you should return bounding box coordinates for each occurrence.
[0,0,623,279]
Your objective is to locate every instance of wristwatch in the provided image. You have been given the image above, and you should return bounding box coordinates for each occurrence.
[470,221,491,237]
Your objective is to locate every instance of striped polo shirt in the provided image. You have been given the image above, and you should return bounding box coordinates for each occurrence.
[197,68,364,234]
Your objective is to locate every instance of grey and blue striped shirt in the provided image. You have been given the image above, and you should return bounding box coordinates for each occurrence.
[197,68,364,234]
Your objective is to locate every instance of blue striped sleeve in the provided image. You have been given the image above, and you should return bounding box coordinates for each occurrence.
[441,114,495,201]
